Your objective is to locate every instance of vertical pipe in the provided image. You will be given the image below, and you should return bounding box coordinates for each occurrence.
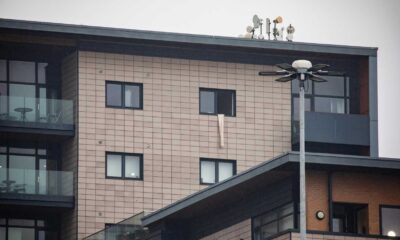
[328,171,333,231]
[299,80,307,240]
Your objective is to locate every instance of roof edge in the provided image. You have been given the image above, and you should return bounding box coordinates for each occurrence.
[0,18,377,56]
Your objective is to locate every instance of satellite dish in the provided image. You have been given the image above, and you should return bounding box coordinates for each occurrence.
[253,15,261,28]
[246,26,254,33]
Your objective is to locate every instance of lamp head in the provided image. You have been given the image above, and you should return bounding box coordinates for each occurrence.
[292,60,312,72]
[388,231,396,237]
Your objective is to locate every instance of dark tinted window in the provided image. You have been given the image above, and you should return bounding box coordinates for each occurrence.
[9,61,35,83]
[253,203,294,240]
[217,90,235,116]
[106,83,122,107]
[0,60,6,81]
[314,76,345,96]
[333,203,368,234]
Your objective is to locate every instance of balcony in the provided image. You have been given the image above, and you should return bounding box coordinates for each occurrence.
[84,212,150,240]
[0,96,74,136]
[293,112,370,147]
[0,168,74,208]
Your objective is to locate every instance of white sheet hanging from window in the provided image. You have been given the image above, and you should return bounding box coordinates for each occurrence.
[218,114,224,148]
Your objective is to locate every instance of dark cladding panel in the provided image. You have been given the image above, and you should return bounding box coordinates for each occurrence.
[305,112,370,146]
[187,177,293,239]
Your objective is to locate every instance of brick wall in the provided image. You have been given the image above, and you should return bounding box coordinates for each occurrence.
[306,170,400,235]
[200,219,251,240]
[306,170,329,231]
[332,171,400,234]
[76,51,291,238]
[291,232,388,240]
[60,52,79,240]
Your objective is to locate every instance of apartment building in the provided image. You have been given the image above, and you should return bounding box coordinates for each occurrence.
[0,18,398,240]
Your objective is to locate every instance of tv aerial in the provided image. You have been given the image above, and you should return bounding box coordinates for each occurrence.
[253,15,264,39]
[266,18,271,40]
[241,15,295,41]
[273,16,283,40]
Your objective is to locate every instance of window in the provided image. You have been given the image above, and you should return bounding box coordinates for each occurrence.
[199,88,236,116]
[332,203,368,234]
[106,81,143,109]
[253,203,294,240]
[0,217,58,240]
[200,158,236,184]
[291,76,350,115]
[106,152,143,180]
[380,205,400,237]
[0,59,60,123]
[0,144,60,195]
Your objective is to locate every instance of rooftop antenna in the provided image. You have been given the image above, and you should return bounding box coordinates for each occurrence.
[287,24,295,41]
[245,26,255,39]
[273,16,283,40]
[266,18,271,40]
[253,15,264,39]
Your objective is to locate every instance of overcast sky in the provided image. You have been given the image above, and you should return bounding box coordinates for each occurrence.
[1,0,399,158]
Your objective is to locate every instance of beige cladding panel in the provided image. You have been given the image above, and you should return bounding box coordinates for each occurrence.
[77,51,291,238]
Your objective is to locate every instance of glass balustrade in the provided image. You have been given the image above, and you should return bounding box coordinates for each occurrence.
[0,168,73,197]
[0,96,73,130]
[84,212,150,240]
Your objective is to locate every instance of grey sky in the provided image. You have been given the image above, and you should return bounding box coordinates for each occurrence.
[1,0,399,158]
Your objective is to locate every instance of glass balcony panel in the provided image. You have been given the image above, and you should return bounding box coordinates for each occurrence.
[0,168,73,197]
[0,96,74,130]
[8,227,35,240]
[9,155,36,194]
[38,159,48,195]
[84,212,150,240]
[9,84,36,122]
[0,227,5,240]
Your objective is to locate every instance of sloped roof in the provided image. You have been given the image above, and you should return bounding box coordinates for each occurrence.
[142,152,400,226]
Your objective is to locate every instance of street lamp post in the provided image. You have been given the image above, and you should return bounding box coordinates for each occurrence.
[259,60,342,240]
[298,78,306,240]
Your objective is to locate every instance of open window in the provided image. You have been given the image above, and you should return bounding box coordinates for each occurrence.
[199,88,236,117]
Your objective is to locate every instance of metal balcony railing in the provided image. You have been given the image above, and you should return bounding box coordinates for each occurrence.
[0,168,73,197]
[0,96,74,131]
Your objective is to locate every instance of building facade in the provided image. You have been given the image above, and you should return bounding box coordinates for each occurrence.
[0,18,396,240]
